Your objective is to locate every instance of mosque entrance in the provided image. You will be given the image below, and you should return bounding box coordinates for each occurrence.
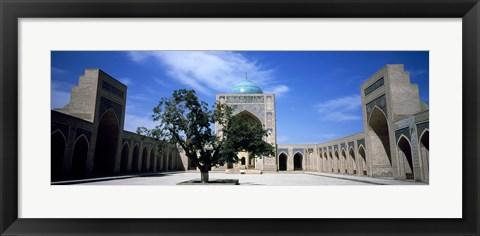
[293,153,303,171]
[72,136,89,178]
[398,136,414,180]
[93,109,119,176]
[132,145,139,172]
[120,143,129,173]
[368,106,392,176]
[278,153,287,171]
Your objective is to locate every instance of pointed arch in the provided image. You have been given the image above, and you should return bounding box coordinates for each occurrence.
[141,146,148,172]
[367,106,392,176]
[278,152,288,171]
[419,129,429,181]
[358,145,367,175]
[349,146,357,174]
[51,130,67,181]
[131,144,140,173]
[93,108,119,176]
[397,135,414,180]
[72,134,89,178]
[293,152,303,171]
[237,110,262,125]
[150,147,155,172]
[120,142,130,173]
[341,148,347,174]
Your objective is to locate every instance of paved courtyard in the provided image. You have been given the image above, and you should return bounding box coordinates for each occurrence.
[68,171,424,186]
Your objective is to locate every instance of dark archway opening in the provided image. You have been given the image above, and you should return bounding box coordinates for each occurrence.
[279,153,287,171]
[51,131,66,181]
[93,110,119,176]
[420,130,429,180]
[150,148,155,172]
[368,107,392,177]
[240,157,246,165]
[72,136,89,178]
[359,146,367,175]
[141,147,148,172]
[398,137,414,180]
[349,147,357,175]
[341,149,347,174]
[132,145,139,173]
[120,143,129,173]
[294,153,303,171]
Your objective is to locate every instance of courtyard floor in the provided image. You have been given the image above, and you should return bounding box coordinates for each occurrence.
[67,171,425,186]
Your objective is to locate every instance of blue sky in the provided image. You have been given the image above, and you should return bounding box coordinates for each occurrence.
[51,51,429,144]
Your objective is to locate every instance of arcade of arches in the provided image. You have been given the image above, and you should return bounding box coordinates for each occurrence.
[52,64,429,183]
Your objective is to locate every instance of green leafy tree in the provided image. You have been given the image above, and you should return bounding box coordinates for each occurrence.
[138,89,275,183]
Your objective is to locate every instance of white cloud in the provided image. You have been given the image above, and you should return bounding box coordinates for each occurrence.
[123,113,157,132]
[51,67,68,75]
[315,94,362,121]
[51,90,70,109]
[118,77,132,86]
[265,85,290,97]
[128,51,287,96]
[277,135,289,143]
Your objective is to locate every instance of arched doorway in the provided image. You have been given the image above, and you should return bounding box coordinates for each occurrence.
[358,145,367,175]
[278,153,287,171]
[141,146,148,172]
[323,152,328,172]
[51,130,66,181]
[419,130,429,181]
[349,147,357,175]
[368,106,392,176]
[150,148,155,172]
[341,149,347,174]
[240,157,246,165]
[131,145,139,173]
[120,143,129,173]
[93,109,119,176]
[293,153,303,171]
[397,136,414,180]
[334,150,340,173]
[72,135,89,178]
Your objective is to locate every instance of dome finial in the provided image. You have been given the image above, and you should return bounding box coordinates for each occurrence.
[245,72,248,80]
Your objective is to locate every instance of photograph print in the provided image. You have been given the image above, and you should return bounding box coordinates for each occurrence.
[50,51,429,186]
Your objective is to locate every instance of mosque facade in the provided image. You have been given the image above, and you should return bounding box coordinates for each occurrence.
[51,64,429,183]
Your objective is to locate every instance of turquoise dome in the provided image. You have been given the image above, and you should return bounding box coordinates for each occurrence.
[231,79,263,94]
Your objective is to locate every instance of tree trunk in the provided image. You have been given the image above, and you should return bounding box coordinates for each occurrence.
[200,170,209,183]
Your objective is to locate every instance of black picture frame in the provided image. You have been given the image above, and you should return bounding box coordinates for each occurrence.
[1,0,479,235]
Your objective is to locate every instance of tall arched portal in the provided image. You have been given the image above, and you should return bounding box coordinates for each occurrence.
[120,143,129,173]
[278,153,287,171]
[349,147,357,175]
[93,109,119,176]
[72,136,89,178]
[359,145,367,175]
[368,107,392,176]
[398,136,414,180]
[420,130,429,181]
[51,131,66,181]
[150,148,155,172]
[131,145,139,173]
[141,146,148,172]
[240,157,246,166]
[293,153,303,171]
[341,149,347,174]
